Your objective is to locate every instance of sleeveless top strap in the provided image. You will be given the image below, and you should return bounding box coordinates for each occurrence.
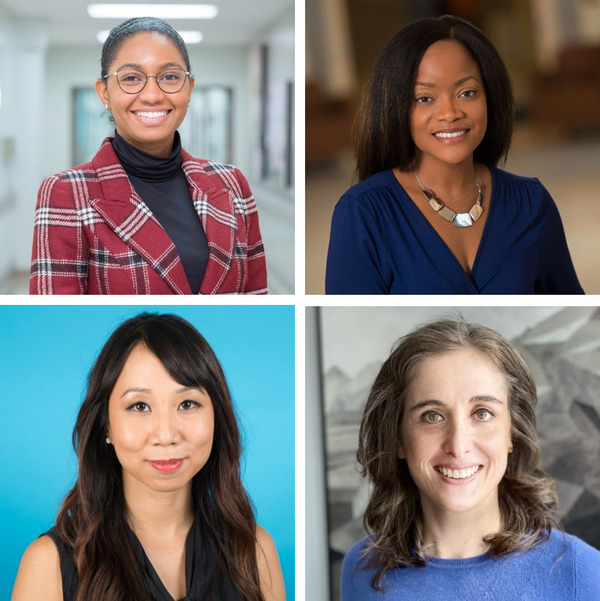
[43,529,79,601]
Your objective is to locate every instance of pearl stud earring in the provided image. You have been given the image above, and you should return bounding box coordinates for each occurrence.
[106,436,111,444]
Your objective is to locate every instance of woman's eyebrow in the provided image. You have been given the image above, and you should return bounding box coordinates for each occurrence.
[407,399,445,413]
[121,387,151,398]
[415,75,480,88]
[120,385,202,398]
[407,395,503,412]
[470,395,504,405]
[115,62,185,71]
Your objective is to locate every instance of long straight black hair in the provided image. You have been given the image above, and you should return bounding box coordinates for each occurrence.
[354,15,515,182]
[55,313,263,601]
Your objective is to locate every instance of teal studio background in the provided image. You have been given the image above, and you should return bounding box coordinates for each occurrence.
[0,305,295,600]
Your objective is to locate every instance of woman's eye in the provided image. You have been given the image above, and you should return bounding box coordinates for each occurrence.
[474,408,493,421]
[460,89,477,98]
[421,411,443,423]
[160,71,182,81]
[128,401,149,412]
[180,400,200,410]
[415,96,433,104]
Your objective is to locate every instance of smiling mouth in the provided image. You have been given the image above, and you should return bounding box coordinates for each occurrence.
[434,129,468,139]
[133,110,170,119]
[436,465,481,479]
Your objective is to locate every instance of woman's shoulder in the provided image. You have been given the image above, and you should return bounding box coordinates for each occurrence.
[11,535,62,601]
[254,526,286,601]
[180,153,251,195]
[560,531,600,565]
[180,151,240,177]
[489,165,548,195]
[339,170,399,202]
[41,138,116,187]
[342,535,373,571]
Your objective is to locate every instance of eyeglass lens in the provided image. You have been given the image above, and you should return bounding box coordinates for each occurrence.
[116,69,187,93]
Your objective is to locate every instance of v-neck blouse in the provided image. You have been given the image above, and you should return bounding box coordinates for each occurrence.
[44,519,243,601]
[325,166,584,294]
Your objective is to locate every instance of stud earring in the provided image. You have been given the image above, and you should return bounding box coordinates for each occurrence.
[104,104,110,111]
[106,436,111,444]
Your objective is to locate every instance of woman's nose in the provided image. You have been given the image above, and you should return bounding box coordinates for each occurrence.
[138,75,164,101]
[442,419,471,458]
[150,410,180,445]
[436,95,462,122]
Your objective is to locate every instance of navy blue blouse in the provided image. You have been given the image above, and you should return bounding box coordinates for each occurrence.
[325,167,584,294]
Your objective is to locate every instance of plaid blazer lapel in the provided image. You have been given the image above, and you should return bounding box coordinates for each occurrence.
[90,143,192,294]
[182,159,238,294]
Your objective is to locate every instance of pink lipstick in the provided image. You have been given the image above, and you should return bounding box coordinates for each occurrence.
[148,459,184,473]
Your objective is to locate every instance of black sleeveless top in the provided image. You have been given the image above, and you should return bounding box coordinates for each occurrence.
[44,518,244,601]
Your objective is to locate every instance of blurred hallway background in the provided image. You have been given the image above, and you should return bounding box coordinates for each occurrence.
[306,0,600,294]
[0,0,294,294]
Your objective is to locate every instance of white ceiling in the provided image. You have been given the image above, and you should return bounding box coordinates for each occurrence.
[0,0,294,48]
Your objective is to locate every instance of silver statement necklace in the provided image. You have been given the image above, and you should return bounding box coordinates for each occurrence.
[413,165,483,228]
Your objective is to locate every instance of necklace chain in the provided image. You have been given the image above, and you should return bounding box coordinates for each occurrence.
[413,165,483,228]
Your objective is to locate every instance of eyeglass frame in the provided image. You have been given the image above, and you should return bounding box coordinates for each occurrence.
[103,67,191,94]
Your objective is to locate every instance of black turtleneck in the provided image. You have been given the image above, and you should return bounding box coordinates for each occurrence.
[112,131,208,294]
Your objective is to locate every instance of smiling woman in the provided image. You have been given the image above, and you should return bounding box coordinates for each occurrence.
[29,17,267,295]
[11,313,285,601]
[325,15,582,294]
[341,319,600,600]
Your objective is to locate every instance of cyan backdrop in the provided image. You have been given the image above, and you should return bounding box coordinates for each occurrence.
[0,305,295,600]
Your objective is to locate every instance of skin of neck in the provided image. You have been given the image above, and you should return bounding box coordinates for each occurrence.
[412,153,479,199]
[123,471,195,537]
[419,493,502,559]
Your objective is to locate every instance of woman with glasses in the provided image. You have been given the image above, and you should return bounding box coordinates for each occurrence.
[30,18,267,295]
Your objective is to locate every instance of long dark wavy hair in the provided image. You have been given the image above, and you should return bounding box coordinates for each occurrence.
[55,313,263,601]
[358,318,561,589]
[354,15,515,182]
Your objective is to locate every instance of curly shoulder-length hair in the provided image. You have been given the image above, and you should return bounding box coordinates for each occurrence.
[354,15,515,182]
[358,318,561,589]
[55,313,263,601]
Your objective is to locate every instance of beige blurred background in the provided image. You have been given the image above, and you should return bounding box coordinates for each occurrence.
[306,0,600,294]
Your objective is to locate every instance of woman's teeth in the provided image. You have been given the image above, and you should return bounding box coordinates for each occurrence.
[435,130,466,139]
[135,111,168,118]
[437,465,480,479]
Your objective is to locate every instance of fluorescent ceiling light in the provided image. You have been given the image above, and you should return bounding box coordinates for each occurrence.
[88,4,218,19]
[97,29,203,43]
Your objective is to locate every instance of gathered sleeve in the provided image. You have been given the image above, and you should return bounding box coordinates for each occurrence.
[325,194,391,294]
[535,187,584,294]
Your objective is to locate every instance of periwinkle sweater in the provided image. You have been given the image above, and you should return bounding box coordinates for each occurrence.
[341,530,600,601]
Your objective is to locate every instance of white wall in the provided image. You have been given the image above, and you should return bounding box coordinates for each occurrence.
[245,6,295,293]
[0,11,48,277]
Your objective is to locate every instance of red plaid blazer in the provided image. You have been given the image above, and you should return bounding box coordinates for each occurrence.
[30,138,267,294]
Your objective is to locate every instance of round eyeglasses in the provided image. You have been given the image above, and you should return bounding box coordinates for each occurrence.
[104,68,190,94]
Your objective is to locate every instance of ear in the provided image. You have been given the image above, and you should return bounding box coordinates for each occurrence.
[95,78,110,107]
[397,445,405,460]
[188,74,195,96]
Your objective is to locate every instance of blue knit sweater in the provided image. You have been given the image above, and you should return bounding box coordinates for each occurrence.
[341,531,600,601]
